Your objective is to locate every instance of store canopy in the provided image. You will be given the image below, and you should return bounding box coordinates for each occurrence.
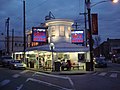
[26,42,89,52]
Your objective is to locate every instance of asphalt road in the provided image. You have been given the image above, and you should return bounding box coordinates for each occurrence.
[0,67,74,90]
[0,62,120,90]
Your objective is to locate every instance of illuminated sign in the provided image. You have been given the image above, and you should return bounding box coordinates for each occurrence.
[71,30,84,43]
[32,27,46,42]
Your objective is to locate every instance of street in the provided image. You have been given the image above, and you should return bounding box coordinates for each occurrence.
[0,62,120,90]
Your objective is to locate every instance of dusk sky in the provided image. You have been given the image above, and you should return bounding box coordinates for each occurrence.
[0,0,120,42]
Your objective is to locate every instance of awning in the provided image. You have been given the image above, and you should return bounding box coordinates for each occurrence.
[26,42,89,52]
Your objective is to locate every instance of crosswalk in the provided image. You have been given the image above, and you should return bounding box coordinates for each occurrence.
[92,71,120,78]
[0,70,31,87]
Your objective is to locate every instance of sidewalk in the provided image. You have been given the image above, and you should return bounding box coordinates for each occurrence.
[27,67,95,75]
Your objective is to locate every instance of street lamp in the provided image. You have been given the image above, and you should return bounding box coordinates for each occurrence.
[49,43,55,71]
[91,0,119,7]
[112,0,119,3]
[86,0,119,71]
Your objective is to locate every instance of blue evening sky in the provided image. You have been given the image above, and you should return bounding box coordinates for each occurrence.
[0,0,120,42]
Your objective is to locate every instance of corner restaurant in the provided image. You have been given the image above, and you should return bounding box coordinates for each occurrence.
[14,19,90,70]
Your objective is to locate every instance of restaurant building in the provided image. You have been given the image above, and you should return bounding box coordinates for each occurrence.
[14,19,90,71]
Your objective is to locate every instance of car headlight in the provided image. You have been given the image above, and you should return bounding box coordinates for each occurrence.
[23,64,26,67]
[14,64,17,66]
[94,62,97,64]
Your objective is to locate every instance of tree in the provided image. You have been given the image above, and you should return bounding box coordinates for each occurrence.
[93,35,101,57]
[94,35,101,47]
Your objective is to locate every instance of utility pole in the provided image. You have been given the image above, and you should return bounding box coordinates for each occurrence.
[74,22,78,30]
[23,0,26,62]
[6,17,10,55]
[86,0,94,71]
[79,0,87,46]
[84,0,88,46]
[12,29,14,52]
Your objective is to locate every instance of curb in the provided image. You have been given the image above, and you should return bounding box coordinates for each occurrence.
[27,68,95,75]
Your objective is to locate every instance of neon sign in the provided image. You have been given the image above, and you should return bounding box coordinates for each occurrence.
[32,27,46,42]
[71,30,84,43]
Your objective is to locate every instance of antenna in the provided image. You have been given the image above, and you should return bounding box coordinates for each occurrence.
[45,11,55,21]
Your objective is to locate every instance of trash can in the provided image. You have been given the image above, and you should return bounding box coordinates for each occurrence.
[54,62,61,72]
[86,62,91,71]
[30,61,34,68]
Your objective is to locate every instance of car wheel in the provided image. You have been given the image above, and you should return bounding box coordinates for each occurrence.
[9,66,11,69]
[10,66,14,70]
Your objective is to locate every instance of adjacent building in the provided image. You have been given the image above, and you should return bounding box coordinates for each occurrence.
[0,34,24,57]
[94,38,120,59]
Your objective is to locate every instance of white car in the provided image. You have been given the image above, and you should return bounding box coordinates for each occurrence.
[9,60,26,70]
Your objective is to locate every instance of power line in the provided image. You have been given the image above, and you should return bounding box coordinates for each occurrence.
[15,0,48,21]
[0,0,49,27]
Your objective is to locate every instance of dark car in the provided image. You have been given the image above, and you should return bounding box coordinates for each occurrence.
[115,56,120,64]
[1,56,13,67]
[94,57,107,68]
[9,60,26,70]
[0,57,3,65]
[112,54,120,63]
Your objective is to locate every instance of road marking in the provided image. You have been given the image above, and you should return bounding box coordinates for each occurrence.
[20,70,29,74]
[17,84,23,90]
[0,79,10,86]
[26,78,73,90]
[66,76,74,89]
[92,72,98,75]
[110,73,117,78]
[35,72,68,79]
[12,74,20,78]
[34,72,75,89]
[98,72,107,76]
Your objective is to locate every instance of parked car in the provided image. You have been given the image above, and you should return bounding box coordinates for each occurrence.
[116,57,120,63]
[1,56,14,67]
[0,57,3,65]
[94,57,107,68]
[9,60,26,70]
[112,54,120,63]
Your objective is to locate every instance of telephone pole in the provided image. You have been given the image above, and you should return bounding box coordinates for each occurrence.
[80,0,88,46]
[86,0,94,71]
[23,0,26,62]
[12,29,14,52]
[6,17,10,55]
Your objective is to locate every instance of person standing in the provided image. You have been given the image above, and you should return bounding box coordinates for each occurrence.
[61,59,67,71]
[66,60,71,71]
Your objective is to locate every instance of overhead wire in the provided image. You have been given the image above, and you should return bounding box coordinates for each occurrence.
[15,0,49,21]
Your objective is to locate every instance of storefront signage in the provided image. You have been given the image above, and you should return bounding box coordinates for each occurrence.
[32,27,46,42]
[71,30,84,43]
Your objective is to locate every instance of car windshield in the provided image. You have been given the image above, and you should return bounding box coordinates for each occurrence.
[13,60,22,63]
[3,57,12,59]
[96,58,105,63]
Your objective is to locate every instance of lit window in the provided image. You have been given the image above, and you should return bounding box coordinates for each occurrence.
[68,27,71,37]
[59,26,65,36]
[51,26,56,37]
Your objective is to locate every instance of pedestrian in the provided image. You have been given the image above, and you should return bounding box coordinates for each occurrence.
[61,59,67,71]
[66,60,71,71]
